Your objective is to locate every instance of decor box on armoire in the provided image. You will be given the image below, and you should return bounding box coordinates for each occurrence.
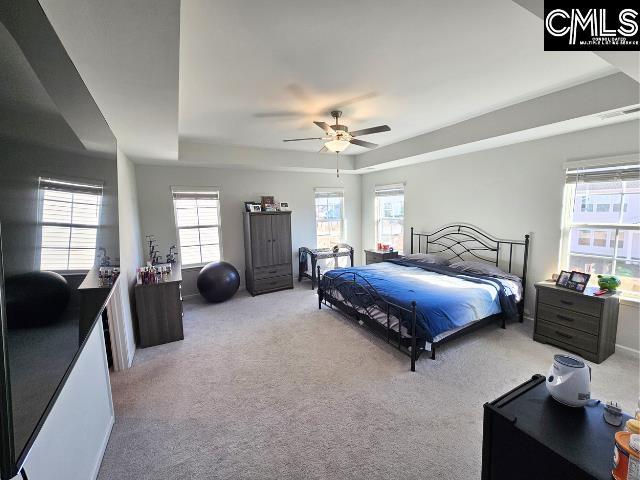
[243,211,293,295]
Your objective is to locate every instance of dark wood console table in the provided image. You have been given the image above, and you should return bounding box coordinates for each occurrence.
[298,244,354,289]
[482,375,630,480]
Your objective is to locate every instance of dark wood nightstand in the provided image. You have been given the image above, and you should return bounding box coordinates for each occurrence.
[364,249,399,265]
[533,281,619,363]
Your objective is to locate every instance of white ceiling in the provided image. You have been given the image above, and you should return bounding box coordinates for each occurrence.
[179,0,615,154]
[38,0,633,165]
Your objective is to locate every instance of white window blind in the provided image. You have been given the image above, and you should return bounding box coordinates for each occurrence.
[561,163,639,293]
[172,188,221,266]
[315,188,344,250]
[39,177,103,271]
[375,184,404,253]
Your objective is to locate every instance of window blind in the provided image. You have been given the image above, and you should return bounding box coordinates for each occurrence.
[374,183,404,197]
[171,188,221,266]
[39,177,103,271]
[566,163,639,184]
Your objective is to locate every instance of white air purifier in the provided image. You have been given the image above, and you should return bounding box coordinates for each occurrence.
[546,354,591,407]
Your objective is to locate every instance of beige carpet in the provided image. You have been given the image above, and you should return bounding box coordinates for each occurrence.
[98,286,639,480]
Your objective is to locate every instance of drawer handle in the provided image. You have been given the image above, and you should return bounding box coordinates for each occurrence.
[556,314,574,322]
[560,299,573,306]
[555,330,573,339]
[269,281,277,285]
[268,270,277,274]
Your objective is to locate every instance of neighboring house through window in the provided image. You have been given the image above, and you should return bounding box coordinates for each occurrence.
[560,162,639,293]
[315,188,344,249]
[172,188,221,266]
[375,184,405,253]
[39,177,103,271]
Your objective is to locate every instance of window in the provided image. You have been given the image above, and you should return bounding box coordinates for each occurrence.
[375,184,404,253]
[561,163,640,293]
[172,188,221,266]
[39,177,102,271]
[315,188,344,249]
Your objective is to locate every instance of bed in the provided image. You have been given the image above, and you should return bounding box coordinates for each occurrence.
[317,224,530,371]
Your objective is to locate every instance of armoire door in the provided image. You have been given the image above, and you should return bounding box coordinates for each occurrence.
[271,214,292,265]
[250,215,273,267]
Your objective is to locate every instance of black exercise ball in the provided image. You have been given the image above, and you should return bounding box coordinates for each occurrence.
[5,271,71,328]
[197,261,240,303]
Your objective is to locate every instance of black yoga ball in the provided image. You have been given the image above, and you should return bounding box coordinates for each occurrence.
[197,261,240,303]
[5,271,71,328]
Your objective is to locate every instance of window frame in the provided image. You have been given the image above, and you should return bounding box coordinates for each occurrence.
[314,188,345,249]
[37,176,103,273]
[559,160,639,293]
[374,183,405,254]
[171,187,223,268]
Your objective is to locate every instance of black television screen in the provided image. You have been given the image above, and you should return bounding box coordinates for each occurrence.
[0,1,119,476]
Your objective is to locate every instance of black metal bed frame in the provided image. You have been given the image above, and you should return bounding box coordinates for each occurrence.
[317,224,530,371]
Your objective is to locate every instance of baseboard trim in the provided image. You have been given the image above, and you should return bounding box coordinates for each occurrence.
[90,414,114,480]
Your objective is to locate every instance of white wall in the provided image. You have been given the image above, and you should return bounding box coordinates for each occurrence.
[361,120,640,352]
[20,321,113,480]
[135,165,362,295]
[116,148,143,366]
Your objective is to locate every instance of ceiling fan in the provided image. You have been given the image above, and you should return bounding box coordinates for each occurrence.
[283,110,390,154]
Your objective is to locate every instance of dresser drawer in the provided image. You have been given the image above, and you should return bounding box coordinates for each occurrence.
[536,303,600,335]
[254,275,292,292]
[254,264,290,280]
[535,320,598,354]
[537,288,601,317]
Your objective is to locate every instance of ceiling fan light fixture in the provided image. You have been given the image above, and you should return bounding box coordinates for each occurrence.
[325,138,350,153]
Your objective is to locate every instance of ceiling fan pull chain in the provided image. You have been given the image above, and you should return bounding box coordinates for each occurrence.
[336,153,340,178]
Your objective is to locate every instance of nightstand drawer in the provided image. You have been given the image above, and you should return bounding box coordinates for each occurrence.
[537,288,601,317]
[536,320,598,353]
[536,303,600,335]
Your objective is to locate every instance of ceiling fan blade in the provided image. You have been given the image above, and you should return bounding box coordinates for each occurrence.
[283,137,323,142]
[254,110,306,118]
[350,125,390,137]
[350,138,378,149]
[322,91,378,112]
[314,121,336,135]
[319,146,328,153]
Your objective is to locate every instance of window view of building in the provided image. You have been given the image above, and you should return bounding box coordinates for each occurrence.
[563,164,639,293]
[315,189,344,250]
[375,184,404,253]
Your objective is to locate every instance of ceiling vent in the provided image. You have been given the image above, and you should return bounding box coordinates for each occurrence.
[599,106,640,120]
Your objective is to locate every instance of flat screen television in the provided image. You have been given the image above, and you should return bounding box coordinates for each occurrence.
[0,1,119,477]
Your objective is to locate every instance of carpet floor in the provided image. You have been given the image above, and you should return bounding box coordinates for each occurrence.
[98,286,639,480]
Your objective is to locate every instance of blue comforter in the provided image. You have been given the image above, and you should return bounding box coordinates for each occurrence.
[320,259,521,342]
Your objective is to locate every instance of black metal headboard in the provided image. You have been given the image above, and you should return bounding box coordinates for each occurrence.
[410,224,530,286]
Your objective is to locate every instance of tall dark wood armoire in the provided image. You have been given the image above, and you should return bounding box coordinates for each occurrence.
[243,211,293,295]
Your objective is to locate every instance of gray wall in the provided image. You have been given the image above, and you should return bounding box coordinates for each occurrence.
[134,164,362,295]
[361,120,640,351]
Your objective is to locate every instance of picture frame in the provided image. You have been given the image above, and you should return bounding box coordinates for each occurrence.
[555,270,572,288]
[249,204,262,212]
[279,201,290,211]
[244,201,259,212]
[556,269,590,292]
[261,195,274,210]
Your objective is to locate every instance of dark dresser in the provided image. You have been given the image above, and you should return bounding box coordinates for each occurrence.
[482,375,630,480]
[533,282,619,363]
[364,249,399,265]
[134,267,183,348]
[243,211,293,296]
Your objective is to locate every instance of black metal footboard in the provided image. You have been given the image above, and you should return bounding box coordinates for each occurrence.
[317,266,421,371]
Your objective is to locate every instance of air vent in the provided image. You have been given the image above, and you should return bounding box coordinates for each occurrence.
[599,106,640,120]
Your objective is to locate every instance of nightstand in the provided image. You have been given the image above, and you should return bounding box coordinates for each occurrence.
[533,281,619,363]
[364,249,399,265]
